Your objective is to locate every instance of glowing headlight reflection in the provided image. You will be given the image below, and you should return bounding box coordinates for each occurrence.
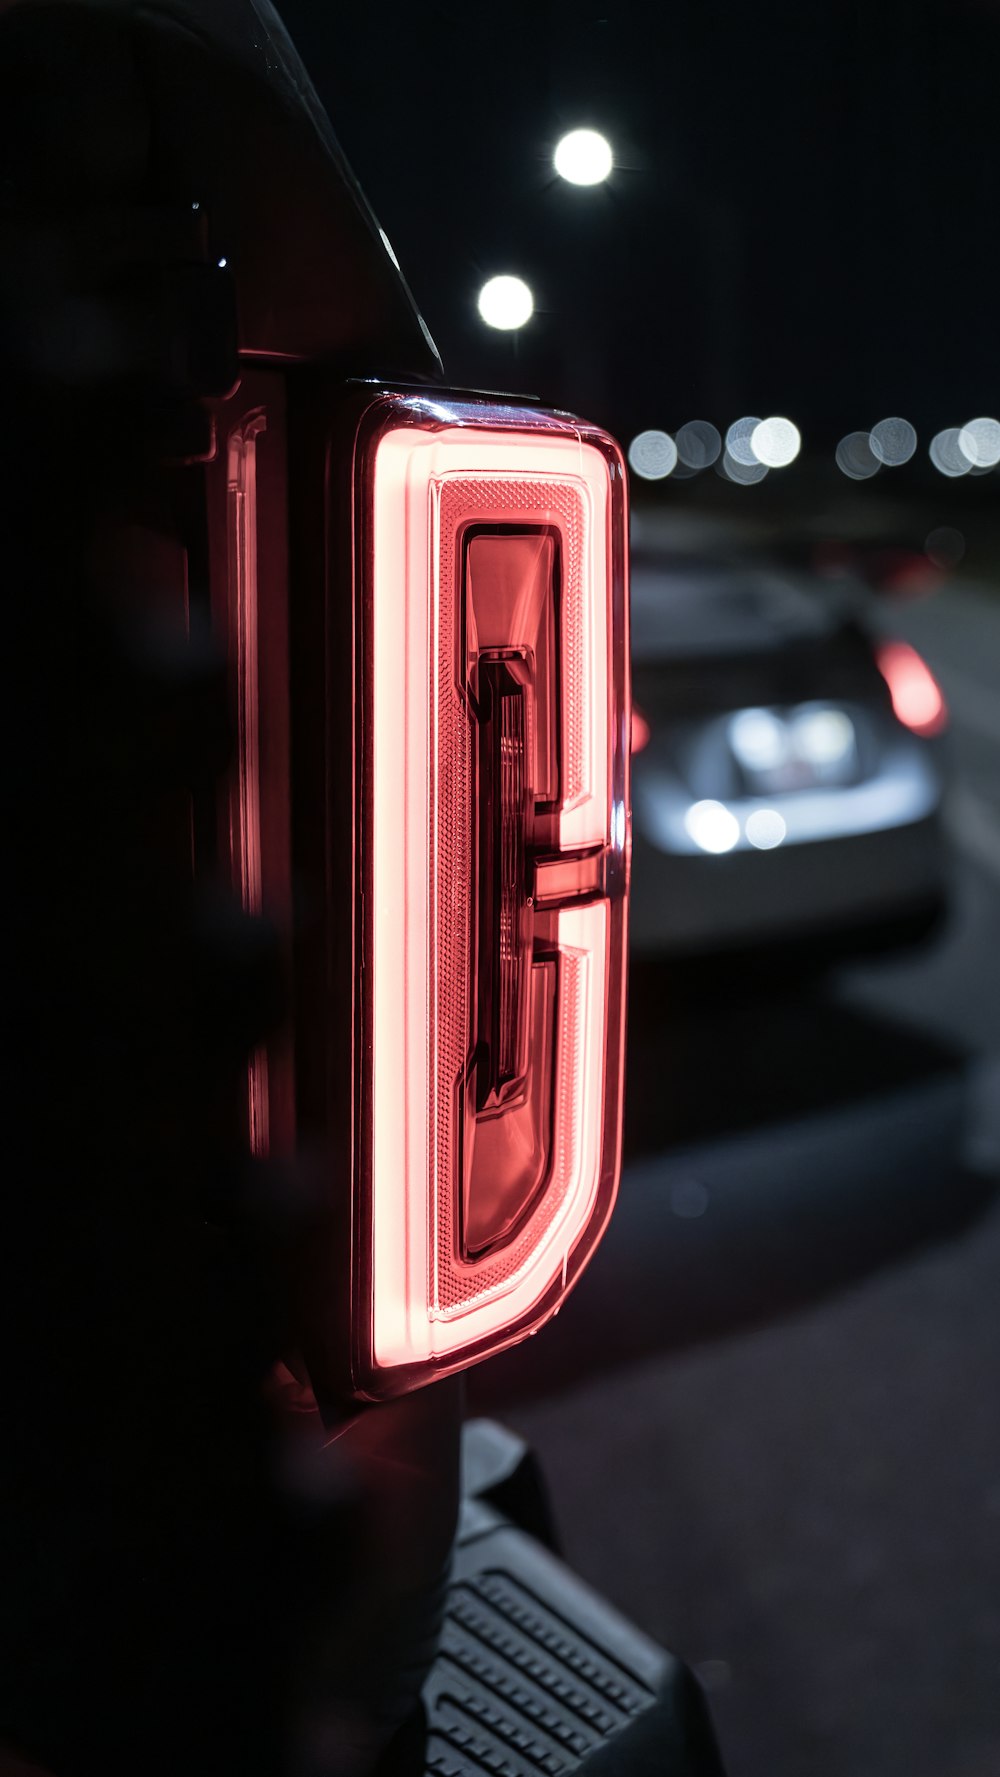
[684,800,740,854]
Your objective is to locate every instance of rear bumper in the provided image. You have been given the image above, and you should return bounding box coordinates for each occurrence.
[424,1421,727,1776]
[629,812,947,957]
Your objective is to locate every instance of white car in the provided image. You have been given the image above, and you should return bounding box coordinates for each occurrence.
[629,544,948,959]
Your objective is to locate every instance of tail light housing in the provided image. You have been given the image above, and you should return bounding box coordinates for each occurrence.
[355,394,629,1396]
[213,384,629,1401]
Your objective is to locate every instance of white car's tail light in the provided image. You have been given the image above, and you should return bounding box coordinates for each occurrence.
[353,393,629,1397]
[631,705,651,754]
[876,640,947,738]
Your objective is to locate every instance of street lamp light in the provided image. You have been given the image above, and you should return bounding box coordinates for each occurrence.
[477,274,534,330]
[554,128,613,186]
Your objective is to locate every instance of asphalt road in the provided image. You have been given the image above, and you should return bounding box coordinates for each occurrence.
[473,570,1000,1777]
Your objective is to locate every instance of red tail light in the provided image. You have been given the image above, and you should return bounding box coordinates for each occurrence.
[876,640,947,737]
[356,394,629,1395]
[212,385,629,1400]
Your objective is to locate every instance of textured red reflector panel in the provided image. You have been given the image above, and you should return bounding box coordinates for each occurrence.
[351,394,630,1397]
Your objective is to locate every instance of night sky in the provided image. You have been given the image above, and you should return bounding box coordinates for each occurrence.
[278,0,1000,449]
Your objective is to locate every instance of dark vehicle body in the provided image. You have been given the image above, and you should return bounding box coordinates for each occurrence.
[1,4,721,1776]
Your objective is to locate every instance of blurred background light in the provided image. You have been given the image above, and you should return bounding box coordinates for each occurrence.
[718,450,769,484]
[628,429,678,479]
[684,799,740,854]
[929,428,973,477]
[836,431,881,479]
[725,416,762,467]
[477,274,534,329]
[925,526,965,568]
[553,128,613,185]
[631,706,651,753]
[751,416,802,468]
[791,706,856,767]
[745,808,787,850]
[675,419,722,470]
[876,641,948,736]
[958,416,1000,469]
[870,416,917,466]
[729,708,788,773]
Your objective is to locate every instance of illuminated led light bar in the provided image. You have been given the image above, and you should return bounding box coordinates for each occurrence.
[353,394,629,1397]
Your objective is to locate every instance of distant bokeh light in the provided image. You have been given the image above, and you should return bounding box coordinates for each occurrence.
[929,428,973,477]
[751,416,801,468]
[930,522,966,565]
[628,429,678,479]
[836,431,881,480]
[685,799,740,854]
[925,527,965,568]
[870,416,917,466]
[554,128,613,185]
[958,416,1000,469]
[725,416,762,467]
[718,449,768,485]
[477,275,534,330]
[675,419,722,470]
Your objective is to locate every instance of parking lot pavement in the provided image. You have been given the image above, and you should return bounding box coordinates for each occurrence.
[499,1196,1000,1777]
[477,907,999,1775]
[473,561,1000,1774]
